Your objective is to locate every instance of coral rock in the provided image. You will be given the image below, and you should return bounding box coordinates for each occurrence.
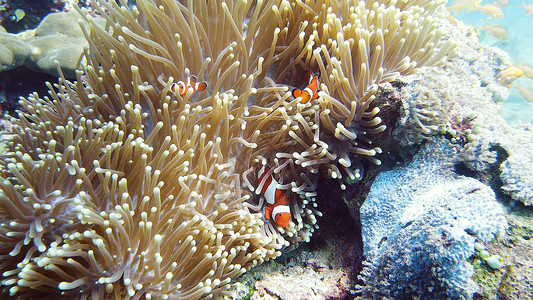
[359,140,508,299]
[25,10,102,78]
[0,31,30,71]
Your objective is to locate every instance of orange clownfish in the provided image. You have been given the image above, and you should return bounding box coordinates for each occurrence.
[257,165,291,227]
[171,75,207,97]
[292,72,320,104]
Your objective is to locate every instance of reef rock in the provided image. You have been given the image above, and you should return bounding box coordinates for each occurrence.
[0,29,30,72]
[26,10,91,79]
[0,11,106,79]
[359,140,508,299]
[391,14,533,208]
[493,123,533,206]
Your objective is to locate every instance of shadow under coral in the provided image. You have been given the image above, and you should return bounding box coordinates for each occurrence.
[0,65,58,116]
[236,176,367,300]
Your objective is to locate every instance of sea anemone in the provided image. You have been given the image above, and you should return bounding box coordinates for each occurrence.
[0,0,454,298]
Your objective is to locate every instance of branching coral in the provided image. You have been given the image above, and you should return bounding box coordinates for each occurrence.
[499,123,533,206]
[0,0,454,298]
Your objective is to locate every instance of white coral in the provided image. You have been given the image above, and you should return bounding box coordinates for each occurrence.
[499,124,533,206]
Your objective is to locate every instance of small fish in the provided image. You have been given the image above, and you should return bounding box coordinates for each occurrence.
[516,85,533,101]
[448,15,460,26]
[447,0,480,13]
[496,0,509,6]
[497,66,523,86]
[522,0,533,15]
[12,9,25,22]
[257,165,291,227]
[479,20,509,40]
[472,3,505,19]
[292,72,320,104]
[515,62,533,78]
[170,75,207,98]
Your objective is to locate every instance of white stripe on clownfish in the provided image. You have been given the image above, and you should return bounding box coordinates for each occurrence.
[292,72,320,104]
[257,165,291,227]
[170,75,207,98]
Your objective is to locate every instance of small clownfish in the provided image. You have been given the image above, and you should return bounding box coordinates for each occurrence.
[292,72,320,104]
[171,75,207,97]
[257,165,291,227]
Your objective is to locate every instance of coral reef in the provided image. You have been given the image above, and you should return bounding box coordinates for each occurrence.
[0,8,101,116]
[0,0,532,298]
[498,123,533,206]
[471,205,533,299]
[0,10,104,78]
[0,0,457,298]
[375,12,533,298]
[442,28,533,207]
[0,26,30,72]
[253,266,351,300]
[392,66,456,146]
[358,140,508,299]
[455,135,499,173]
[390,12,533,207]
[235,198,361,300]
[25,10,105,78]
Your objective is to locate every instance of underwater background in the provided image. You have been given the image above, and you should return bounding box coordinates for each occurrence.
[0,0,532,299]
[447,0,533,124]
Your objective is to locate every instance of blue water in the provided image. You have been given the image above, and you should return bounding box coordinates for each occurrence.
[446,1,533,124]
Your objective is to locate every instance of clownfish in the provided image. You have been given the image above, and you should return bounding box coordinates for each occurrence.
[171,75,207,97]
[292,72,320,104]
[257,165,291,227]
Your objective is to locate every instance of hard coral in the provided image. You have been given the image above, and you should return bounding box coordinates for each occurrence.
[0,0,454,298]
[25,10,105,79]
[499,123,533,206]
[393,67,456,146]
[359,140,508,299]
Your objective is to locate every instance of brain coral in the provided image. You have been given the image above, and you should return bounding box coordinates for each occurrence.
[0,0,453,298]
